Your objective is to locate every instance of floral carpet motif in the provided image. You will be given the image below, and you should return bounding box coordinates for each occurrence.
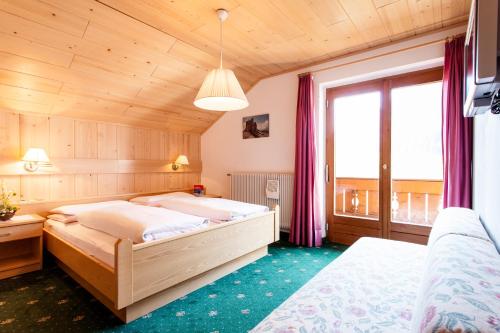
[0,240,346,333]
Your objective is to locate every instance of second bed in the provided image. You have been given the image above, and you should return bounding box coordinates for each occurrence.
[130,192,270,222]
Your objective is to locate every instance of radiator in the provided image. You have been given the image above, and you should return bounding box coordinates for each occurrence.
[228,172,294,232]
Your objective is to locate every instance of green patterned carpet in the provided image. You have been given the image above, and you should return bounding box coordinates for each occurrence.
[0,240,346,333]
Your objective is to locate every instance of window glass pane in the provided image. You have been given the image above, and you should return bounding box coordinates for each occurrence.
[334,91,380,219]
[334,92,380,178]
[391,82,443,179]
[391,82,443,225]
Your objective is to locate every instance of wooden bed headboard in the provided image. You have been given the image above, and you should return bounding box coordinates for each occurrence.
[17,189,193,216]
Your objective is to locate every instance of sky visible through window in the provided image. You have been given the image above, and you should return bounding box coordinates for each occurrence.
[334,91,380,179]
[391,82,443,180]
[334,82,443,180]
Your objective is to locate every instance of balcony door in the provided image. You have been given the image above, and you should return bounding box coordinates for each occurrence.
[326,68,443,245]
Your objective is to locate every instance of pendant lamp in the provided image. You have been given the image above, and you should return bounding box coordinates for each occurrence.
[194,9,249,111]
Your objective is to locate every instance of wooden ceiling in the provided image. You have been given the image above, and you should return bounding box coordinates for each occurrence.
[0,0,470,133]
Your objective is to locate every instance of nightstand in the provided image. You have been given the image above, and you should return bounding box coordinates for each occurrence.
[0,214,45,280]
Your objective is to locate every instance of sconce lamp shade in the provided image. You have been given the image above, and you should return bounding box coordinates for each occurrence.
[22,148,50,163]
[22,148,50,172]
[194,68,249,111]
[175,155,189,166]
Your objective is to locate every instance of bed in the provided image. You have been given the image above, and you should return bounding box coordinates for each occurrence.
[42,200,280,323]
[251,208,500,333]
[130,192,270,222]
[251,237,427,332]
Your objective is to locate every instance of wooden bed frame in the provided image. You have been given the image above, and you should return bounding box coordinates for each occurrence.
[43,206,280,323]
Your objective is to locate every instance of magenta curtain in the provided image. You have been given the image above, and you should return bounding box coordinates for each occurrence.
[289,74,322,247]
[442,36,473,208]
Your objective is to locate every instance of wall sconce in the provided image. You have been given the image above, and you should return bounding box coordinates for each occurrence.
[22,148,50,172]
[172,155,189,171]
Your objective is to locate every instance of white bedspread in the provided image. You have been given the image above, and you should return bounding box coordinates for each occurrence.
[156,196,269,221]
[77,204,208,243]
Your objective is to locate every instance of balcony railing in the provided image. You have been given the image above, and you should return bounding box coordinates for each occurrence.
[335,178,443,226]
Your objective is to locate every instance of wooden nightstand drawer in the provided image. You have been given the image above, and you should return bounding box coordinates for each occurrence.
[0,223,42,242]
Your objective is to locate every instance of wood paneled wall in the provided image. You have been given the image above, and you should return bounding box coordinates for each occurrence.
[0,109,201,210]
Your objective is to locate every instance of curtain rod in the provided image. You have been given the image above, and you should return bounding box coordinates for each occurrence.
[297,33,465,77]
[297,72,311,78]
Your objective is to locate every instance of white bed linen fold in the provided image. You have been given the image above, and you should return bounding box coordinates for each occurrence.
[45,220,117,268]
[130,192,192,204]
[156,196,269,221]
[50,200,131,215]
[77,204,208,243]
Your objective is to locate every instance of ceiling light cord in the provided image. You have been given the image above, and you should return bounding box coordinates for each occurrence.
[219,17,223,69]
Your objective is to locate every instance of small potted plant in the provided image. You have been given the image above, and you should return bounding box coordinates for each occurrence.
[0,184,18,221]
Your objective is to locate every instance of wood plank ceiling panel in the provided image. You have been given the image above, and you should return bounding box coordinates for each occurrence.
[0,0,469,133]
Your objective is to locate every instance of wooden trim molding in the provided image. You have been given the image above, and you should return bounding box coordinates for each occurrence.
[0,159,202,175]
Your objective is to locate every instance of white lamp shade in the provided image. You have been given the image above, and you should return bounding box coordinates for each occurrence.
[175,155,189,165]
[194,68,249,111]
[22,148,50,163]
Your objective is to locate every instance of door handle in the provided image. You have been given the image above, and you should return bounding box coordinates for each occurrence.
[325,164,330,183]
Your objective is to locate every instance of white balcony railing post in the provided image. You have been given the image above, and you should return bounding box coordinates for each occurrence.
[342,189,346,213]
[391,192,399,220]
[365,190,369,216]
[407,192,412,222]
[424,193,429,223]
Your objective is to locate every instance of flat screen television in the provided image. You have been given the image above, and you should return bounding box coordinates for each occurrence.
[464,0,500,116]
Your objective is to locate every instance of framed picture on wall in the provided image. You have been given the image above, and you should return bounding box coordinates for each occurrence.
[242,114,269,139]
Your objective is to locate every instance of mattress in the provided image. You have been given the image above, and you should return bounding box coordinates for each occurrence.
[251,237,428,333]
[45,220,117,268]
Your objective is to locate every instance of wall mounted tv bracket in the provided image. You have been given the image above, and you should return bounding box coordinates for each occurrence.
[490,89,500,114]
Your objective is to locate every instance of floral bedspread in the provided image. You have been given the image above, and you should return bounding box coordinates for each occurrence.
[411,234,500,333]
[251,237,427,333]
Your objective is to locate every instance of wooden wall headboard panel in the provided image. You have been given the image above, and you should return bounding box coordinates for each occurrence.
[0,110,201,212]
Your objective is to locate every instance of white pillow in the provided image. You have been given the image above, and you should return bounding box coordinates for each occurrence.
[50,200,131,215]
[130,192,193,204]
[47,214,78,224]
[428,207,491,247]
